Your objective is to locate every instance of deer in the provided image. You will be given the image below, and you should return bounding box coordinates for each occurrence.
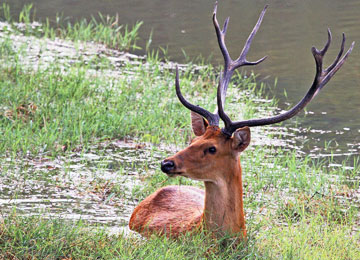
[129,2,354,238]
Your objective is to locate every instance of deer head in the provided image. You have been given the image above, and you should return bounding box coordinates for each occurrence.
[161,2,354,181]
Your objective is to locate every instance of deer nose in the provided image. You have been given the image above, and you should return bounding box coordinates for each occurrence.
[161,160,175,173]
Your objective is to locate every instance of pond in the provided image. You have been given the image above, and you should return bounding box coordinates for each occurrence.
[3,0,360,162]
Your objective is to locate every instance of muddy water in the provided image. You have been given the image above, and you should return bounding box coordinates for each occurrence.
[4,0,360,162]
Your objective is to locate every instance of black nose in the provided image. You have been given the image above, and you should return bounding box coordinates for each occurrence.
[161,160,175,173]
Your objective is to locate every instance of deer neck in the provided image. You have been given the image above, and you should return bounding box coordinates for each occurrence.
[203,158,246,236]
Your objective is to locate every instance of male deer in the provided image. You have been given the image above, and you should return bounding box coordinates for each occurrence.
[129,2,354,238]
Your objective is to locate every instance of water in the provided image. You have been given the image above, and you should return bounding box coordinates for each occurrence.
[0,140,168,234]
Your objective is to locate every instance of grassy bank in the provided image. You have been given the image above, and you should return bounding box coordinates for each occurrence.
[0,4,359,260]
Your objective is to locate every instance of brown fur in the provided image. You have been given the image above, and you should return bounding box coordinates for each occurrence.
[129,125,250,238]
[129,185,204,237]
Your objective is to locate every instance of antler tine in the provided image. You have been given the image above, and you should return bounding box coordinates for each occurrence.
[311,29,332,82]
[213,1,231,70]
[319,34,354,90]
[222,32,354,135]
[175,66,219,126]
[325,32,345,74]
[235,5,268,68]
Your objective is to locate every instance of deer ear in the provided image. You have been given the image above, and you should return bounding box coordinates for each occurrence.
[191,111,208,136]
[232,126,251,152]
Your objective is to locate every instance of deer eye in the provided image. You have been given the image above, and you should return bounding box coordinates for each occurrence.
[208,146,217,154]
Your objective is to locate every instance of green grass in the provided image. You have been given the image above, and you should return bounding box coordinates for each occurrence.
[0,214,264,259]
[0,3,359,259]
[1,203,359,259]
[0,31,267,157]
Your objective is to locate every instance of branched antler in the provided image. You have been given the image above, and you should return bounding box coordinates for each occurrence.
[175,2,354,137]
[175,1,267,127]
[213,2,267,121]
[221,30,354,136]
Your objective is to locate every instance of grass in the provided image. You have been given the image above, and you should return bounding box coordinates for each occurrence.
[0,214,264,259]
[1,201,359,259]
[0,40,215,156]
[0,3,359,260]
[0,27,267,157]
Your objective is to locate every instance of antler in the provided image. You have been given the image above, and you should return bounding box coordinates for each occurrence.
[175,67,219,126]
[213,2,267,111]
[220,30,354,136]
[175,1,267,127]
[175,2,354,137]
